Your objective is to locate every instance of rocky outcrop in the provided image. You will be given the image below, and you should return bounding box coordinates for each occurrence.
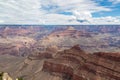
[0,72,13,80]
[42,45,120,80]
[46,45,58,53]
[49,26,91,38]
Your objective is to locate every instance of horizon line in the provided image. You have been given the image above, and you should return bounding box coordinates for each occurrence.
[0,24,120,26]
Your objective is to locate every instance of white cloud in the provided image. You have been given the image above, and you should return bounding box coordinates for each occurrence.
[0,20,4,23]
[91,16,120,24]
[0,0,44,24]
[0,0,119,24]
[72,11,92,23]
[40,0,111,13]
[109,0,120,4]
[40,13,80,25]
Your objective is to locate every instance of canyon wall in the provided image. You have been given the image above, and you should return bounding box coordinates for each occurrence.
[42,45,120,80]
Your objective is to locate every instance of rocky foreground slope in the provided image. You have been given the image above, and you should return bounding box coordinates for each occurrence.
[0,45,119,80]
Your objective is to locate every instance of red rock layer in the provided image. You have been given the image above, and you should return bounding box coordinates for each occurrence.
[42,45,120,80]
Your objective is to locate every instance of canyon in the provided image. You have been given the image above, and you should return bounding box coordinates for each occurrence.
[43,45,120,80]
[0,45,119,80]
[0,25,119,80]
[0,25,120,56]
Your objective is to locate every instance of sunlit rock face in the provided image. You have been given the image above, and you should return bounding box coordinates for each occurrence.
[2,72,13,80]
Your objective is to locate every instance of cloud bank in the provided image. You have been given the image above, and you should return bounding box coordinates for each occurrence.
[0,0,120,24]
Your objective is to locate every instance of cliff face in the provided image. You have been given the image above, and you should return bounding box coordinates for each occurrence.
[42,45,120,80]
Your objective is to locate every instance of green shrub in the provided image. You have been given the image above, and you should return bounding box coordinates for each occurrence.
[17,77,24,80]
[0,72,3,80]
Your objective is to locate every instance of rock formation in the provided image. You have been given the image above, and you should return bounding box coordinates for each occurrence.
[46,45,58,53]
[0,25,120,80]
[0,45,120,80]
[49,26,91,38]
[42,45,120,80]
[1,72,13,80]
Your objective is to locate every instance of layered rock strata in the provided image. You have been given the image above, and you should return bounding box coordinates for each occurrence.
[42,45,120,80]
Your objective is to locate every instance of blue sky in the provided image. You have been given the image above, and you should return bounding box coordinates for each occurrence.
[93,0,120,17]
[0,0,120,25]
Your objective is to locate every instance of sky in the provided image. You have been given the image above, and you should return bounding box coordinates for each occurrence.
[0,0,120,25]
